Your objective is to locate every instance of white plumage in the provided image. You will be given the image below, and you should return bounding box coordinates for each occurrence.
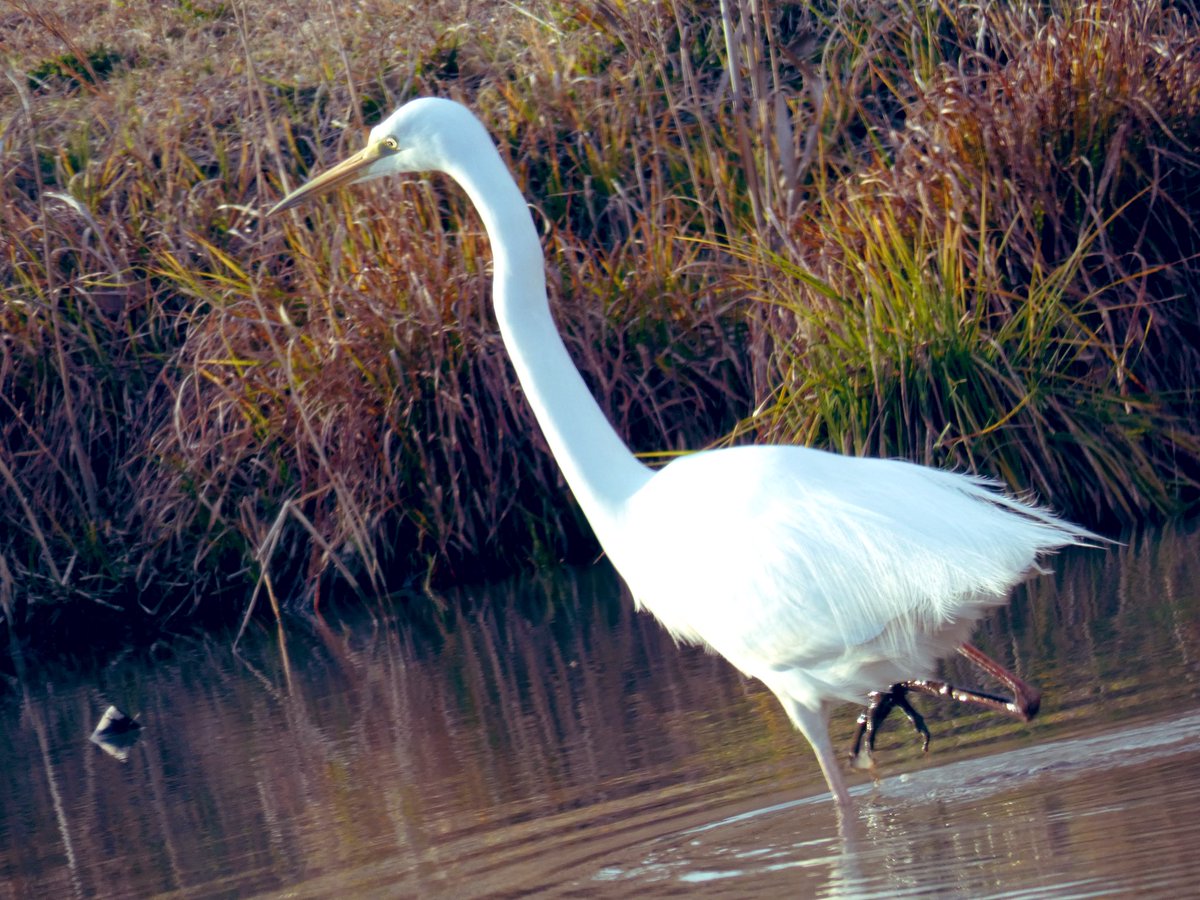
[272,98,1095,814]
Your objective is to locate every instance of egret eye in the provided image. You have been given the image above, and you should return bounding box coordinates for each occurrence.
[382,136,399,151]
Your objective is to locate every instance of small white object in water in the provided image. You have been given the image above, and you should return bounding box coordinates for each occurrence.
[90,705,143,762]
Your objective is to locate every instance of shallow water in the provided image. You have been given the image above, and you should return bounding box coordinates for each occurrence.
[1,524,1198,898]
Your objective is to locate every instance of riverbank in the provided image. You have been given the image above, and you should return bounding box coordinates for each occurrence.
[2,0,1198,640]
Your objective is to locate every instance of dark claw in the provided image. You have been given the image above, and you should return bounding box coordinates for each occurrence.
[848,684,931,769]
[892,690,931,752]
[849,692,884,769]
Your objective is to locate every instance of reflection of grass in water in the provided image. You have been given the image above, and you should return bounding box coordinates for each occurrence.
[5,528,1196,896]
[363,526,1200,812]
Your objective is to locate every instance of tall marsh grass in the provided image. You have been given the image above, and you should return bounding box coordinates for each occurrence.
[0,0,1197,633]
[738,1,1200,524]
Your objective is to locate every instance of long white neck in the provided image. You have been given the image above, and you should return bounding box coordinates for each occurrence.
[445,145,651,545]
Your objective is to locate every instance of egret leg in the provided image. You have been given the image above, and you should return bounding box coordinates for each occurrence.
[847,642,1041,766]
[955,642,1042,719]
[785,700,853,811]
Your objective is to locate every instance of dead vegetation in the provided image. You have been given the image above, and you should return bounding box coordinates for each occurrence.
[1,0,1197,633]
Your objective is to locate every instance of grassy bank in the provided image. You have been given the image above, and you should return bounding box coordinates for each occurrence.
[1,0,1198,635]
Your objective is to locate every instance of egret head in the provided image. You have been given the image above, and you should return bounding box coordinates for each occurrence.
[268,98,481,214]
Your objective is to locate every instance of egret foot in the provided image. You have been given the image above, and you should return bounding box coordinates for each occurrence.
[849,684,930,769]
[847,643,1041,768]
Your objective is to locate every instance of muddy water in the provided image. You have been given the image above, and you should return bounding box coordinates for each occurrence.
[1,524,1198,898]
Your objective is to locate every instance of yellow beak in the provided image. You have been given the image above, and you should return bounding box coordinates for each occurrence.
[269,138,392,215]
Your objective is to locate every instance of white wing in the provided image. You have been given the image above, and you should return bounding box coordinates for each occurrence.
[614,444,1090,698]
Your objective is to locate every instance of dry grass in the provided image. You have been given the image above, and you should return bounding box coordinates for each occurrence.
[739,1,1200,524]
[1,0,1197,634]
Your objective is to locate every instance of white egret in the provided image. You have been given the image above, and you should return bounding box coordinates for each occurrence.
[271,98,1096,813]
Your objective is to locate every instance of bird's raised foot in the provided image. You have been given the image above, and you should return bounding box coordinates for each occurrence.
[848,684,930,770]
[847,650,1044,771]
